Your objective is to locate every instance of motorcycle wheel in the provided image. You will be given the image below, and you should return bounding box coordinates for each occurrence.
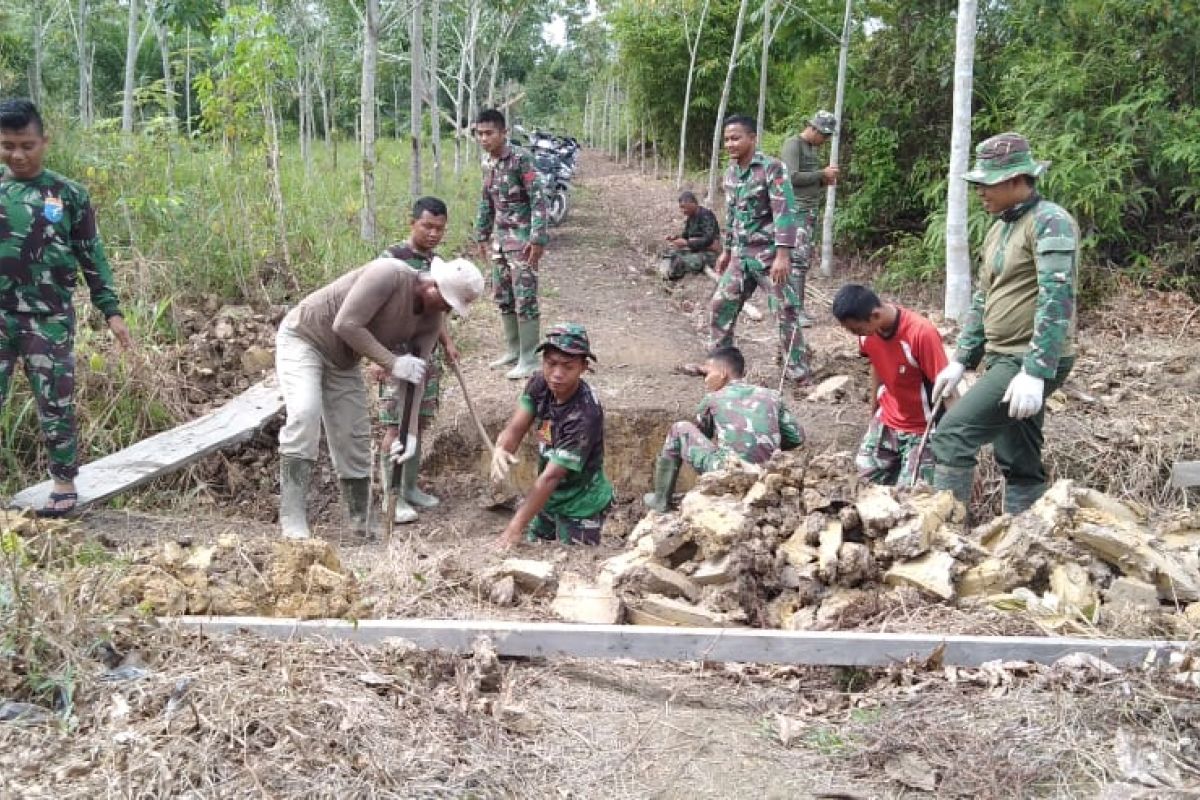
[549,192,569,226]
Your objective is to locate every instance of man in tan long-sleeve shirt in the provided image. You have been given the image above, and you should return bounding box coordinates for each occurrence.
[274,257,484,539]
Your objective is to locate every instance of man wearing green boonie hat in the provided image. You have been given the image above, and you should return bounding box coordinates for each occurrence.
[780,109,840,326]
[929,132,1079,516]
[491,322,614,548]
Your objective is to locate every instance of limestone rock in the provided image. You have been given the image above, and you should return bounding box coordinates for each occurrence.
[681,492,752,556]
[627,594,738,627]
[693,554,735,585]
[693,459,764,496]
[621,563,701,603]
[1069,509,1200,601]
[880,518,931,560]
[885,551,957,600]
[1104,577,1160,612]
[814,589,871,629]
[1049,562,1099,616]
[836,542,873,587]
[493,559,558,594]
[489,575,516,606]
[806,375,851,403]
[629,512,691,558]
[817,521,844,581]
[551,573,622,624]
[958,557,1022,597]
[856,484,903,535]
[599,550,654,583]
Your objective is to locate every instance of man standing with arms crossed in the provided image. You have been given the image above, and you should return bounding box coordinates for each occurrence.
[780,110,839,326]
[472,109,549,381]
[929,133,1079,515]
[710,114,811,384]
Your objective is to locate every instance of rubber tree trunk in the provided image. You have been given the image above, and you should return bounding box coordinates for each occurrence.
[676,0,710,189]
[360,0,380,243]
[756,0,771,139]
[156,18,175,124]
[410,0,425,198]
[30,0,45,107]
[818,0,852,278]
[428,0,442,188]
[944,0,978,321]
[75,0,93,125]
[121,0,138,134]
[705,0,750,205]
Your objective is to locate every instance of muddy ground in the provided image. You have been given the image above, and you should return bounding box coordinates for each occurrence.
[5,150,1200,798]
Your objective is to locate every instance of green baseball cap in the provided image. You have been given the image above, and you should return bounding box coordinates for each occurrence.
[963,132,1050,185]
[808,110,837,136]
[535,322,596,361]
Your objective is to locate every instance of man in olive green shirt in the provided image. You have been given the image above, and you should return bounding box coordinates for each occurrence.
[929,132,1079,516]
[779,110,839,325]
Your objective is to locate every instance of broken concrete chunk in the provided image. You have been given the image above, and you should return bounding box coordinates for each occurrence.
[551,573,622,624]
[692,553,734,585]
[885,551,957,600]
[627,594,738,627]
[855,484,903,535]
[629,512,691,558]
[806,375,851,403]
[622,563,701,603]
[493,559,557,594]
[1104,577,1160,613]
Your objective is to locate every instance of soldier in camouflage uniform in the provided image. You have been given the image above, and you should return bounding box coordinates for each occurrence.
[0,99,134,517]
[659,191,720,280]
[929,133,1079,514]
[780,110,839,326]
[373,196,462,524]
[710,114,811,384]
[471,108,549,381]
[645,345,803,511]
[491,324,614,548]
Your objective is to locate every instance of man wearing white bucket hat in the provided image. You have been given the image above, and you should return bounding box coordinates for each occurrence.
[274,229,484,540]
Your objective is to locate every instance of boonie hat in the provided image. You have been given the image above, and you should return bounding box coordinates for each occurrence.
[963,132,1050,186]
[808,110,838,136]
[430,257,485,318]
[535,322,596,361]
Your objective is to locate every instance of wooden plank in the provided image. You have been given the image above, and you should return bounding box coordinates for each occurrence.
[1172,461,1200,489]
[9,380,284,510]
[171,616,1187,668]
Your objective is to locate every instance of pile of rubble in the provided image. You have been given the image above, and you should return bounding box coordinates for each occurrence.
[111,535,371,619]
[173,302,283,406]
[536,452,1200,630]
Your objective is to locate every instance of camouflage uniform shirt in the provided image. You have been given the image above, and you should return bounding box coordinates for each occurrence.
[0,168,121,318]
[955,194,1079,380]
[520,373,614,518]
[696,381,804,464]
[382,241,433,272]
[722,152,799,261]
[681,207,720,252]
[472,142,549,252]
[779,135,825,216]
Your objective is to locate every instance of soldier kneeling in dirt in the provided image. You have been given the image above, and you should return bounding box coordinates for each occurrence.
[658,191,720,280]
[274,255,483,540]
[491,324,614,549]
[644,346,804,511]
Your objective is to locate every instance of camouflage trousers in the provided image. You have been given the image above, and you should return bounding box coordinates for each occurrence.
[0,310,79,481]
[492,247,539,321]
[379,344,442,424]
[525,504,610,546]
[789,211,817,301]
[660,249,716,280]
[661,421,730,474]
[710,252,809,374]
[855,414,934,486]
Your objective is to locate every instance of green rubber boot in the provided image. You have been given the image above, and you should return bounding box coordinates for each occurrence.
[1004,482,1046,516]
[279,456,314,540]
[489,314,520,369]
[643,456,681,512]
[380,450,418,524]
[506,317,541,381]
[402,433,439,508]
[339,477,380,540]
[933,464,975,506]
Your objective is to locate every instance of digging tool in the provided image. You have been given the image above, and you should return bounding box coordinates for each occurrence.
[448,359,519,508]
[384,379,419,540]
[907,396,944,488]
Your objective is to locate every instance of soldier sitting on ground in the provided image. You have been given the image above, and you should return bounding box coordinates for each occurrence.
[644,346,804,511]
[659,191,720,280]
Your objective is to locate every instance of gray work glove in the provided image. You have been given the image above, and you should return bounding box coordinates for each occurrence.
[391,354,427,385]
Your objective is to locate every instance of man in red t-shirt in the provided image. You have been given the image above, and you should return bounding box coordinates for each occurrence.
[832,284,949,485]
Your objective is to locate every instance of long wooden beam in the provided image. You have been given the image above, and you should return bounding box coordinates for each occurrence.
[171,616,1187,668]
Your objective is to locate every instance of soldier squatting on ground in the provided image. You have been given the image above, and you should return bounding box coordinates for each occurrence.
[0,99,134,519]
[660,191,720,280]
[711,114,812,385]
[780,110,839,327]
[644,345,804,512]
[832,283,948,486]
[472,108,549,381]
[929,132,1080,516]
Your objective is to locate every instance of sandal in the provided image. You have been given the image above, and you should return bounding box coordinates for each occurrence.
[36,491,79,519]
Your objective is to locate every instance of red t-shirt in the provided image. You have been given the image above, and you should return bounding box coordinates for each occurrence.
[858,306,949,434]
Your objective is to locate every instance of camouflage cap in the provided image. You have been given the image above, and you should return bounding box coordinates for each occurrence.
[808,110,838,136]
[535,322,597,361]
[963,132,1050,185]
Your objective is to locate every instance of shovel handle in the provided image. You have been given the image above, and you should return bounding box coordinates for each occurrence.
[449,359,497,454]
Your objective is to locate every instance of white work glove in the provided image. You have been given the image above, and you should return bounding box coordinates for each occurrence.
[931,362,966,405]
[1001,370,1045,420]
[389,433,419,464]
[391,355,427,385]
[490,448,518,483]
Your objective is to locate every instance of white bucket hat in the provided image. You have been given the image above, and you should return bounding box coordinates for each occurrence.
[430,256,485,318]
